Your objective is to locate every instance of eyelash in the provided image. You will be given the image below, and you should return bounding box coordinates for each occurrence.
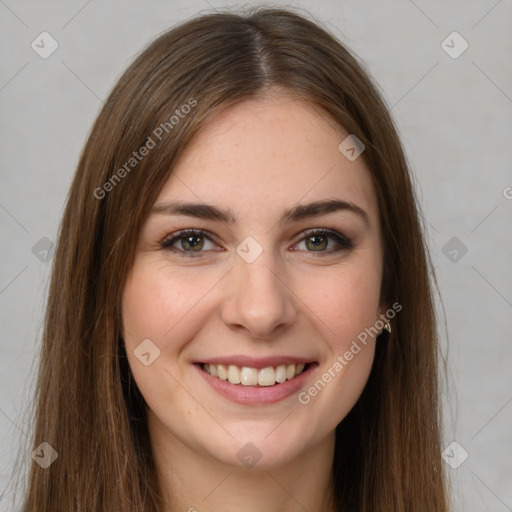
[160,228,353,258]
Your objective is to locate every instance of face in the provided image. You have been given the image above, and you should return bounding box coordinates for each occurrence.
[122,91,387,470]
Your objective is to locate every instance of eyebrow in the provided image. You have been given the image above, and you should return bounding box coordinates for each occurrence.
[151,198,370,227]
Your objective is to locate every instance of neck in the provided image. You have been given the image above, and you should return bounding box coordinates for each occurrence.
[147,410,338,512]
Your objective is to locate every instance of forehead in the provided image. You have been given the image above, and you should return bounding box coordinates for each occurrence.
[157,92,379,226]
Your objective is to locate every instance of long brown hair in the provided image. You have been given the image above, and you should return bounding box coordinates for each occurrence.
[15,6,449,511]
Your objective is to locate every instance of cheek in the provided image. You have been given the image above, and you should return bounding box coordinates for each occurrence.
[294,252,382,411]
[121,260,224,372]
[123,262,198,340]
[121,261,210,415]
[295,264,380,425]
[302,260,383,349]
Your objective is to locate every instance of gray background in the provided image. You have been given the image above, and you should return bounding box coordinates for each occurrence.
[1,0,511,510]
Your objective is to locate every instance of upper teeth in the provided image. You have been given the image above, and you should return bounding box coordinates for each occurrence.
[202,363,306,386]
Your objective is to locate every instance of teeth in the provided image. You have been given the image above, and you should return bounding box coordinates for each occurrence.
[275,365,287,383]
[227,365,241,384]
[218,364,228,380]
[240,367,258,385]
[202,362,309,386]
[258,367,275,386]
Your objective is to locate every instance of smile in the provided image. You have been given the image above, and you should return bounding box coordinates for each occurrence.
[194,357,318,405]
[202,362,308,387]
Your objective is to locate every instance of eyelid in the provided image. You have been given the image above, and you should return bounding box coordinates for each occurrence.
[295,227,353,250]
[160,227,353,257]
[160,228,222,257]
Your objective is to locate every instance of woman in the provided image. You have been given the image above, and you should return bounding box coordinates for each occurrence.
[18,7,449,511]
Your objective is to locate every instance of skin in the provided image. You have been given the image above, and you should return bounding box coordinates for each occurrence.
[122,90,387,512]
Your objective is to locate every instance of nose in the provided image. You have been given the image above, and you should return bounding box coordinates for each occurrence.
[220,250,298,340]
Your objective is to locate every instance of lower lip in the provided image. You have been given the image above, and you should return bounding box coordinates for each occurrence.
[195,363,318,405]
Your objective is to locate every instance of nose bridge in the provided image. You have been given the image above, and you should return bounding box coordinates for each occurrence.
[221,242,297,338]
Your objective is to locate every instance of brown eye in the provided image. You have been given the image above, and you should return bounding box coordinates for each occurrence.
[160,229,219,257]
[178,234,204,251]
[295,229,353,254]
[305,234,329,251]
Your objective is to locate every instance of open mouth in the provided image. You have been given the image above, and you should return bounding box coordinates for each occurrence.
[199,362,313,387]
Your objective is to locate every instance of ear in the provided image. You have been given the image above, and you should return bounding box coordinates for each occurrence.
[376,300,391,336]
[378,299,389,320]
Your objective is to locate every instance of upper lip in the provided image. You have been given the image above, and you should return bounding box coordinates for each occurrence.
[194,355,315,369]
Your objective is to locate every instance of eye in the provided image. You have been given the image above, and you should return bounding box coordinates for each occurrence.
[293,228,353,254]
[160,228,352,258]
[160,229,221,257]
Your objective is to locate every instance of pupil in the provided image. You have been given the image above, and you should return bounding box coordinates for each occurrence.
[309,235,326,250]
[185,235,203,250]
